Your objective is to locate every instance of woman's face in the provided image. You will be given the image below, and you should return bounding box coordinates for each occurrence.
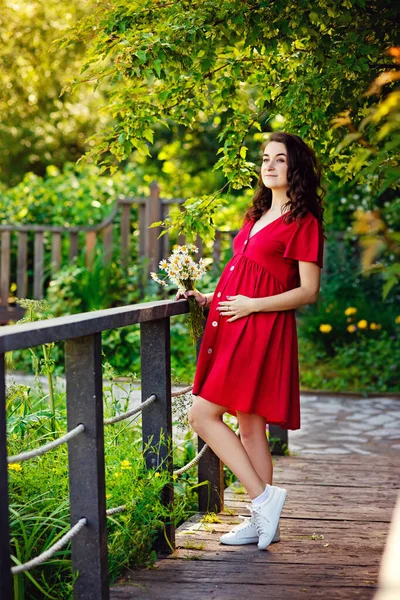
[261,141,289,190]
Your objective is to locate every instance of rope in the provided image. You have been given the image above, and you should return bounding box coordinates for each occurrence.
[106,505,127,516]
[171,385,193,397]
[11,518,87,575]
[173,443,209,476]
[7,424,85,464]
[104,394,156,425]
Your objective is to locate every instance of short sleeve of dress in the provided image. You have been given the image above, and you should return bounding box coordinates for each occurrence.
[283,214,324,268]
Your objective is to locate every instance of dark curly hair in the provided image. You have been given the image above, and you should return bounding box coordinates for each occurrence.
[244,131,326,229]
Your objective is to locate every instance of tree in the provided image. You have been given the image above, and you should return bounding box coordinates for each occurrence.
[0,0,106,185]
[61,0,399,238]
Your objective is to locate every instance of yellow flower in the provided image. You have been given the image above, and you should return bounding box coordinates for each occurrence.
[319,324,332,333]
[370,322,378,330]
[121,459,132,471]
[357,319,368,329]
[106,494,111,499]
[347,324,357,333]
[155,472,161,478]
[8,463,22,472]
[345,307,357,316]
[173,474,178,480]
[113,472,122,478]
[395,315,400,324]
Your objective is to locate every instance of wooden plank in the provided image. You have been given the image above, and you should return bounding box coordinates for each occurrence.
[195,234,203,259]
[66,334,109,599]
[69,231,78,261]
[110,454,398,599]
[0,306,25,325]
[33,232,44,299]
[112,583,372,600]
[140,318,174,553]
[138,203,146,258]
[145,181,160,272]
[159,203,170,260]
[0,232,10,306]
[17,231,28,298]
[212,229,221,271]
[121,203,131,269]
[102,224,113,265]
[85,231,97,269]
[51,232,62,273]
[0,354,12,598]
[0,299,189,353]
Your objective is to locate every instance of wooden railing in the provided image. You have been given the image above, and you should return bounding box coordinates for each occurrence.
[0,299,287,599]
[0,182,237,324]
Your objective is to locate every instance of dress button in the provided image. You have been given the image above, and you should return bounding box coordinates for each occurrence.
[217,292,221,298]
[212,321,218,327]
[230,266,235,271]
[208,348,213,354]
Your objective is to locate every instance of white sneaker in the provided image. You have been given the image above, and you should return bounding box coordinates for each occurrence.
[251,485,287,550]
[220,509,280,545]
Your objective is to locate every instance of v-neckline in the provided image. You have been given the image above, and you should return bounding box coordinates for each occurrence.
[248,213,285,240]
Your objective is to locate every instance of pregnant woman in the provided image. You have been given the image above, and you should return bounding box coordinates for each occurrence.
[178,131,325,550]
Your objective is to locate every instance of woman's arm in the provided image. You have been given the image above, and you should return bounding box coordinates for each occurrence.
[218,262,321,322]
[253,261,321,312]
[175,289,215,307]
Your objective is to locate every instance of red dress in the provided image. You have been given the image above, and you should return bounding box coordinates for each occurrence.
[192,210,324,430]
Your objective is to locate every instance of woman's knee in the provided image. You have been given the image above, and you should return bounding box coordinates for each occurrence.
[188,397,205,432]
[237,413,267,444]
[188,395,223,432]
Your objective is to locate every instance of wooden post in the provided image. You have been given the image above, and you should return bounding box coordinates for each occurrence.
[160,202,170,261]
[212,230,221,274]
[51,232,62,274]
[17,232,28,298]
[102,225,113,265]
[85,232,97,269]
[140,318,174,552]
[268,424,288,456]
[65,334,109,600]
[196,310,224,513]
[120,203,131,270]
[138,202,146,259]
[69,232,79,261]
[33,232,44,300]
[0,354,12,599]
[0,232,10,306]
[145,182,161,273]
[195,234,203,259]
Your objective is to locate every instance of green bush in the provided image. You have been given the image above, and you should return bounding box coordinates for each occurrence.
[6,370,198,599]
[299,328,400,394]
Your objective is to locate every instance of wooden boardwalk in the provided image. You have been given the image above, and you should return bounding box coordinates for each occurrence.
[111,453,399,600]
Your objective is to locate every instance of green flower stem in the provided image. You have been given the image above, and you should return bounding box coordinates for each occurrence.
[187,296,204,345]
[42,344,56,435]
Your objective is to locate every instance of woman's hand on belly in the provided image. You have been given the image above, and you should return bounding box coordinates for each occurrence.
[217,295,256,322]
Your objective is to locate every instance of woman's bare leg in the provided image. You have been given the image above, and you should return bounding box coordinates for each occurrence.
[188,395,265,500]
[236,411,273,485]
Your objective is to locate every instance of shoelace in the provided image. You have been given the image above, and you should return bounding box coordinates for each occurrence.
[250,504,271,536]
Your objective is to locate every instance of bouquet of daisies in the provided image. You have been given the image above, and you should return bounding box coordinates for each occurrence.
[150,244,207,343]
